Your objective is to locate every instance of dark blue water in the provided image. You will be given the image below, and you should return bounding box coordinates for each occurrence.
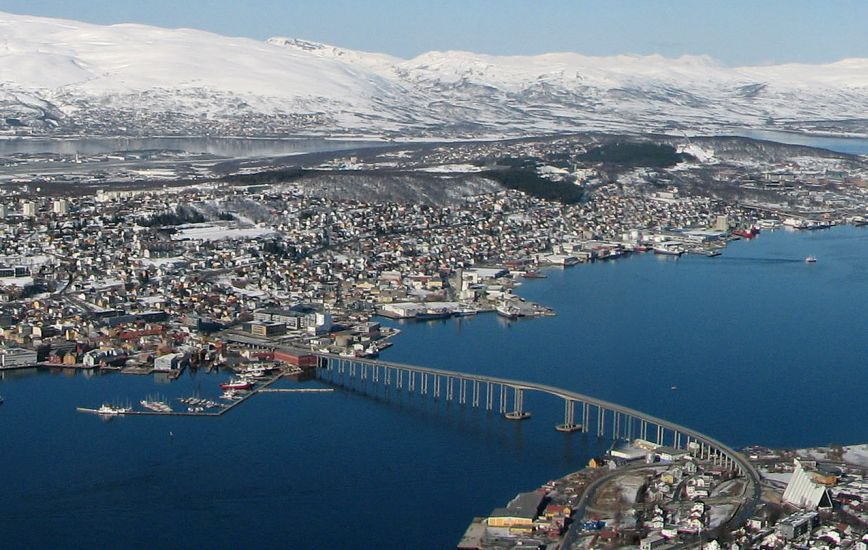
[1,226,866,549]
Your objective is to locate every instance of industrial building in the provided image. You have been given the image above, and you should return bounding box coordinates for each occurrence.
[153,352,185,372]
[0,347,37,368]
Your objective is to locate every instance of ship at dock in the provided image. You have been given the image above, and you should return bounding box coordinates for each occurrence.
[732,226,760,239]
[220,378,254,391]
[652,244,684,256]
[75,403,133,416]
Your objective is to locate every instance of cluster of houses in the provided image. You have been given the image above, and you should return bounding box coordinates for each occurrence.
[0,178,760,367]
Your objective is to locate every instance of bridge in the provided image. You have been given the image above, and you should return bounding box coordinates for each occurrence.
[313,353,761,520]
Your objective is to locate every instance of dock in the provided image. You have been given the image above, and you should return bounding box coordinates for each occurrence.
[258,388,334,393]
[76,371,287,417]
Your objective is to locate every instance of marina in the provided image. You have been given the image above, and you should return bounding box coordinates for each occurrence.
[74,370,286,417]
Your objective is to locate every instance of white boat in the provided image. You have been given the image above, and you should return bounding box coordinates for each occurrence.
[97,403,131,416]
[805,256,817,263]
[140,399,172,413]
[220,389,243,401]
[240,366,270,378]
[653,244,684,256]
[455,305,479,316]
[495,303,521,319]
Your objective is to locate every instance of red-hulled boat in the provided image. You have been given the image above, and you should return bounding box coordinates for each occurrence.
[220,379,253,391]
[732,227,758,239]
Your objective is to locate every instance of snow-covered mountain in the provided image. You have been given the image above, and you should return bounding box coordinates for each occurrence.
[2,10,867,138]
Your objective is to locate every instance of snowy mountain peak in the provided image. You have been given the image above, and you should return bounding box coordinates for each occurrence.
[1,10,867,138]
[268,37,330,52]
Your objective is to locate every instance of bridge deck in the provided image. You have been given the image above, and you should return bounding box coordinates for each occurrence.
[312,352,761,488]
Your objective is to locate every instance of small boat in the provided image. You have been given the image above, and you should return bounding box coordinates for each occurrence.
[653,245,684,256]
[495,303,521,319]
[220,378,253,391]
[97,403,131,416]
[140,399,172,413]
[671,385,678,391]
[220,389,243,401]
[454,305,479,316]
[805,256,817,263]
[0,395,4,405]
[239,365,273,378]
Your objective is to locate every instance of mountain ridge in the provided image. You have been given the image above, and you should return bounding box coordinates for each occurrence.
[1,10,867,138]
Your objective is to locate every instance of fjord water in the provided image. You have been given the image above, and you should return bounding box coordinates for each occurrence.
[1,226,866,549]
[0,137,381,157]
[731,130,868,155]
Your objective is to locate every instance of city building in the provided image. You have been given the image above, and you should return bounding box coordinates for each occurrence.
[248,321,287,337]
[776,510,820,540]
[53,199,69,215]
[153,352,184,372]
[0,347,38,368]
[21,200,36,218]
[783,459,834,509]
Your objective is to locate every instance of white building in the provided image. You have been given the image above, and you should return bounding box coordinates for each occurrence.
[52,199,69,215]
[0,347,37,368]
[83,349,122,368]
[0,204,7,218]
[783,459,834,509]
[22,201,36,218]
[153,352,184,372]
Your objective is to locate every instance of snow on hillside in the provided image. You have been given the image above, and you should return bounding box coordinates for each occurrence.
[1,10,868,138]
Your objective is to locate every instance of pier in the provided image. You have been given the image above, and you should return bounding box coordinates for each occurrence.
[258,388,334,393]
[76,371,286,417]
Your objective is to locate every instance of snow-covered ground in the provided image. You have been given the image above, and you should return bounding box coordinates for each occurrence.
[843,445,868,467]
[415,164,483,173]
[795,444,868,468]
[170,223,275,242]
[0,276,33,287]
[138,257,186,267]
[760,470,793,485]
[2,11,868,137]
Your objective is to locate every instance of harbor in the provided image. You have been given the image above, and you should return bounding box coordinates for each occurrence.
[73,367,321,417]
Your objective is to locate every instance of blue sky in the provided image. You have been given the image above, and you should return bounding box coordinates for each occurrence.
[1,0,866,65]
